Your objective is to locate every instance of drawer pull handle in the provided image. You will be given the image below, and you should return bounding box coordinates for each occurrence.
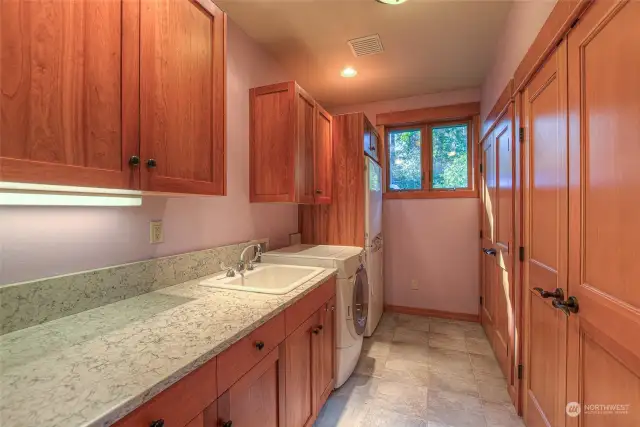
[149,420,164,427]
[222,421,233,427]
[255,341,265,350]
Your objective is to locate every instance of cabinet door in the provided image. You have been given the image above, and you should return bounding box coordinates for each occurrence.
[284,312,319,427]
[296,86,316,204]
[1,0,139,189]
[140,0,226,195]
[217,348,283,427]
[314,299,335,412]
[314,105,332,204]
[480,133,497,340]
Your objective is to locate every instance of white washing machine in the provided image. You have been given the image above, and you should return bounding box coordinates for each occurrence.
[261,245,368,388]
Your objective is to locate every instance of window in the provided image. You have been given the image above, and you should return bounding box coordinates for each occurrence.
[385,120,474,198]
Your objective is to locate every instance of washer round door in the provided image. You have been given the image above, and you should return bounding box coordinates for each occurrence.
[353,265,369,335]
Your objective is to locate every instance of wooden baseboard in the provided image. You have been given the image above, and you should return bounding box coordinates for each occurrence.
[384,304,480,323]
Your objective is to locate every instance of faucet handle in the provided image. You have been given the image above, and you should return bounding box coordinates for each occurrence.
[219,262,236,277]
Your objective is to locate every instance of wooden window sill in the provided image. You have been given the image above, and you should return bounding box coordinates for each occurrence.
[383,190,478,200]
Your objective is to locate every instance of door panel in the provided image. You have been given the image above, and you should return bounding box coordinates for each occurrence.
[140,0,225,195]
[314,106,332,204]
[567,1,640,425]
[297,88,316,204]
[315,300,335,412]
[481,134,497,338]
[0,0,139,189]
[523,43,568,427]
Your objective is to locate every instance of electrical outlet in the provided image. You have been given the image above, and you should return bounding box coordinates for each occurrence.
[410,279,419,290]
[150,221,164,244]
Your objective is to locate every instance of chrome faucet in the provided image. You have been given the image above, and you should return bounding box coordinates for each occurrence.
[238,244,263,274]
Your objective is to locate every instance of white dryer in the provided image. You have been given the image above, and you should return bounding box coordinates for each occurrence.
[261,245,368,388]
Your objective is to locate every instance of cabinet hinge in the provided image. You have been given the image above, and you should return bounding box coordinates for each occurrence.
[519,246,525,262]
[519,127,525,143]
[480,296,483,306]
[480,230,483,239]
[517,364,524,380]
[479,163,483,173]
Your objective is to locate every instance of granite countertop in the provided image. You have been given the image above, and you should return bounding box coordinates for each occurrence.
[0,267,337,427]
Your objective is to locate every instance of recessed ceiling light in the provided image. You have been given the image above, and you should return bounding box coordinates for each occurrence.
[341,67,358,78]
[376,0,407,5]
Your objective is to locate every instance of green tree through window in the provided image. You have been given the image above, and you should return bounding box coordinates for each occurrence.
[431,124,469,189]
[388,129,422,190]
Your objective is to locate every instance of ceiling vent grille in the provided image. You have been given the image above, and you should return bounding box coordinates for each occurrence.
[348,34,384,57]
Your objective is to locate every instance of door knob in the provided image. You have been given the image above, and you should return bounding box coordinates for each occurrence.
[146,159,157,168]
[315,189,323,194]
[552,296,579,316]
[222,421,233,427]
[482,248,497,256]
[255,341,265,350]
[129,155,140,167]
[149,420,164,427]
[533,287,564,300]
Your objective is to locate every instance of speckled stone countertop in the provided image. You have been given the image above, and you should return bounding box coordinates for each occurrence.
[0,267,337,427]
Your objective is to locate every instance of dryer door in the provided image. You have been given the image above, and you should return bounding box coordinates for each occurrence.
[353,265,369,335]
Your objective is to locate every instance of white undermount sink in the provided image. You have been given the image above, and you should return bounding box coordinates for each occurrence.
[199,264,324,295]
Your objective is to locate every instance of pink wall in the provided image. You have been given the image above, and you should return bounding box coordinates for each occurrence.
[480,0,557,122]
[0,21,297,285]
[330,89,481,316]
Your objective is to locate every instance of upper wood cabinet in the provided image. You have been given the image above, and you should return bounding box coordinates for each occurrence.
[0,0,226,196]
[249,81,332,204]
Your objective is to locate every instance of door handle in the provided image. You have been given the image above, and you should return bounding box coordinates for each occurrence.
[533,287,564,300]
[482,248,497,256]
[552,296,579,316]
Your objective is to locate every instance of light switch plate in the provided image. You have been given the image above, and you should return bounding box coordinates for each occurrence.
[410,279,419,290]
[150,221,164,244]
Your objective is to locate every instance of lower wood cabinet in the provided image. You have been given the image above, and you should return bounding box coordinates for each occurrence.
[215,348,284,427]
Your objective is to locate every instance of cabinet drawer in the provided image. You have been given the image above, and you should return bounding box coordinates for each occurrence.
[217,312,285,393]
[114,357,217,427]
[285,276,336,335]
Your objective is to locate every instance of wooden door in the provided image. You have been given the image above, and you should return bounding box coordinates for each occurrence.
[314,299,336,412]
[283,311,319,427]
[522,43,569,427]
[217,348,283,427]
[566,1,640,425]
[140,0,226,195]
[296,86,316,204]
[0,0,139,189]
[481,133,497,340]
[493,107,516,399]
[314,105,332,204]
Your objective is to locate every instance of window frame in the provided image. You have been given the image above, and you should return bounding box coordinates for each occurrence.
[385,118,477,199]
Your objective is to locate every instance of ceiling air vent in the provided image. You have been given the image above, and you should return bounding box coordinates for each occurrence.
[348,34,384,57]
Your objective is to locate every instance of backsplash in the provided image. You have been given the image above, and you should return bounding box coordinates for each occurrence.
[0,239,267,335]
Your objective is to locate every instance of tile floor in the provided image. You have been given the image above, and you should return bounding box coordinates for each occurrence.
[314,313,525,427]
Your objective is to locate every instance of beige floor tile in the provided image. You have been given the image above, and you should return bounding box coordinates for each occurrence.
[372,328,396,343]
[429,332,468,352]
[396,314,431,332]
[354,355,388,378]
[483,404,525,427]
[427,390,487,427]
[314,394,369,427]
[469,354,504,379]
[382,359,431,387]
[428,321,467,338]
[360,405,428,427]
[388,341,431,364]
[478,381,512,405]
[464,327,487,339]
[393,327,431,345]
[466,337,494,356]
[363,338,392,359]
[428,347,474,377]
[374,380,430,418]
[427,369,479,396]
[333,373,380,399]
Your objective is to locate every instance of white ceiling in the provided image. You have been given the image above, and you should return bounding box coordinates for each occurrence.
[218,0,513,107]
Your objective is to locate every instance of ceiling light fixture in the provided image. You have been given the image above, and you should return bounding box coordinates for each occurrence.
[376,0,407,5]
[341,66,358,78]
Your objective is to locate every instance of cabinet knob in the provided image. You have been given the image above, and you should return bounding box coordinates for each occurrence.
[129,156,140,167]
[222,421,233,427]
[255,341,265,351]
[312,325,324,335]
[315,189,323,194]
[146,159,157,168]
[149,420,164,427]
